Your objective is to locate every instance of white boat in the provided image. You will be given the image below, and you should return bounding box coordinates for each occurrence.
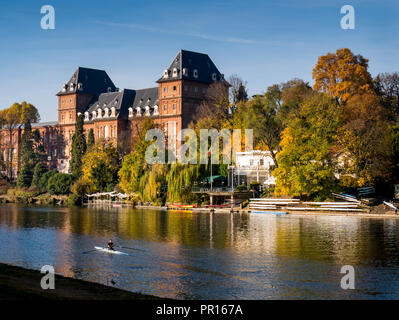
[94,246,129,255]
[383,201,397,210]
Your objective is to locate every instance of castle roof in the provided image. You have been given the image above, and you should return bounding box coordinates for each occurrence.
[156,49,223,84]
[56,67,117,97]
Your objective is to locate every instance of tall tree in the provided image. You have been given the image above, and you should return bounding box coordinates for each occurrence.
[336,93,392,187]
[274,93,342,199]
[374,72,399,120]
[0,102,39,181]
[70,114,86,178]
[16,120,34,187]
[312,48,374,103]
[87,128,95,150]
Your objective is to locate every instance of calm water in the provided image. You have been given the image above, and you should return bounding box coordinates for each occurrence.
[0,205,399,299]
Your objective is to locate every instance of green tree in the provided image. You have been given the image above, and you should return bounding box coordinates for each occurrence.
[32,162,48,188]
[87,128,95,150]
[70,114,86,178]
[119,119,155,194]
[38,170,57,192]
[47,173,73,195]
[17,120,34,187]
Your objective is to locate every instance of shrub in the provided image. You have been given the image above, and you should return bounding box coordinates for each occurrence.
[67,193,81,206]
[47,173,73,195]
[235,185,247,192]
[37,170,57,192]
[71,177,93,198]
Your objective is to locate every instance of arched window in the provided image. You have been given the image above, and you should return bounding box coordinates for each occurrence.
[104,125,109,138]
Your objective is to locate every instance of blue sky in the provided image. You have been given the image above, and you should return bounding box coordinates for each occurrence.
[0,0,398,121]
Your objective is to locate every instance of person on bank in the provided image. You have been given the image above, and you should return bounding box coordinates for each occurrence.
[107,239,115,251]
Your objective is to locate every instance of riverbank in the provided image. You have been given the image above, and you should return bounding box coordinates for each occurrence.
[0,263,163,300]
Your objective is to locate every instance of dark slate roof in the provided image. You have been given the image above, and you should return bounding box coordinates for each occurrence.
[85,87,158,120]
[157,49,223,84]
[57,67,117,97]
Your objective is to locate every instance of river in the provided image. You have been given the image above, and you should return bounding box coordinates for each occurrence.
[0,205,399,299]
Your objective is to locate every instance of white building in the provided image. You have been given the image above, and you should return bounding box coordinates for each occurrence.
[229,150,276,188]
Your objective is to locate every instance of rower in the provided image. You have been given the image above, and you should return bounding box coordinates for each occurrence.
[107,239,115,251]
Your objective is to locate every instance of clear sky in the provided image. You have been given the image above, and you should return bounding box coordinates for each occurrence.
[0,0,398,121]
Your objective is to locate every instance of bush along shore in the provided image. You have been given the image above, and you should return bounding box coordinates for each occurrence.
[0,189,68,206]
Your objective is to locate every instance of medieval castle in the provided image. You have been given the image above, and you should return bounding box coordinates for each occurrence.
[2,50,225,177]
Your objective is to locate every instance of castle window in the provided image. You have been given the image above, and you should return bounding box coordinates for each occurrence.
[193,69,198,78]
[69,113,72,120]
[70,98,72,103]
[54,149,57,156]
[194,87,198,93]
[183,68,188,76]
[111,107,116,117]
[111,127,115,138]
[61,114,64,121]
[173,103,176,110]
[212,73,217,81]
[163,69,169,78]
[164,87,167,93]
[98,130,100,138]
[128,107,133,118]
[172,68,178,77]
[164,105,167,111]
[202,88,206,94]
[104,125,109,138]
[173,86,177,91]
[184,85,188,91]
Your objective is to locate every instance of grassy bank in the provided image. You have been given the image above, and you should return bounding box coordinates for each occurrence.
[0,263,163,300]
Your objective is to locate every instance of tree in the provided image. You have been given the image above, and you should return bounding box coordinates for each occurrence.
[374,72,399,120]
[244,92,282,167]
[81,141,119,192]
[195,81,231,130]
[32,162,48,188]
[17,120,34,187]
[312,48,374,103]
[47,173,73,195]
[119,119,155,194]
[274,93,342,199]
[0,102,39,181]
[87,128,95,150]
[336,93,392,186]
[70,114,86,178]
[37,170,57,192]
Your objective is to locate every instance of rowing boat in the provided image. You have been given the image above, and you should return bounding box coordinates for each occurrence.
[94,246,129,255]
[383,201,397,210]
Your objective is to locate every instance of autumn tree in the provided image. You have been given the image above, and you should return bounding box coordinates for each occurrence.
[70,114,86,179]
[312,48,374,103]
[336,93,392,187]
[274,93,342,199]
[81,140,119,192]
[0,102,39,181]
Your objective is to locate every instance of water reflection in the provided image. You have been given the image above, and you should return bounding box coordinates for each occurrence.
[0,205,399,299]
